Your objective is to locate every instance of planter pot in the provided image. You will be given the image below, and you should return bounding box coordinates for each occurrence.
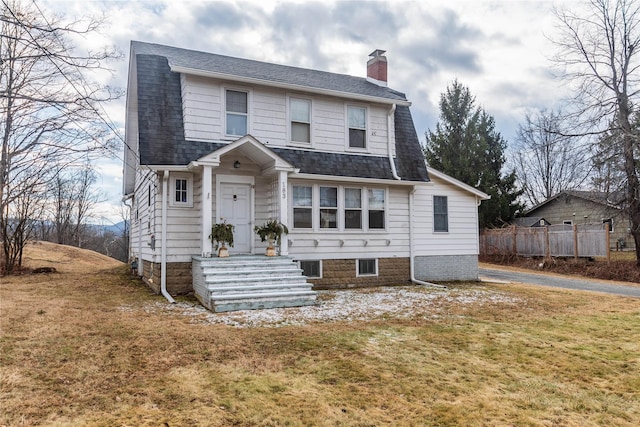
[265,238,277,256]
[218,246,229,258]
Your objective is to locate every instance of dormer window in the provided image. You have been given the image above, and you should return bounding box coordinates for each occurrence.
[290,97,311,144]
[225,89,248,137]
[348,106,367,149]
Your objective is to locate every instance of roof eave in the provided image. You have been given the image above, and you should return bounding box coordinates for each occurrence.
[292,172,429,186]
[426,166,490,199]
[169,64,411,107]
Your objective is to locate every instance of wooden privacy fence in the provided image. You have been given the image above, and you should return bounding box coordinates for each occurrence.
[480,223,610,259]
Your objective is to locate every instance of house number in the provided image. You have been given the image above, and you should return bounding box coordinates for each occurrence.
[282,182,286,199]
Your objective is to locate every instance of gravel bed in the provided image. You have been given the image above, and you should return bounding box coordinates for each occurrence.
[122,285,522,328]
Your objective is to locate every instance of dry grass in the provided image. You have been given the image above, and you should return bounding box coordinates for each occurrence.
[1,243,639,426]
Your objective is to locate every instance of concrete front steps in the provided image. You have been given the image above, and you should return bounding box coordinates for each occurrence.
[192,255,317,312]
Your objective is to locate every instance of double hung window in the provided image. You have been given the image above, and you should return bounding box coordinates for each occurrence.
[225,89,248,136]
[292,185,313,229]
[319,186,338,229]
[348,106,366,148]
[433,195,448,232]
[368,189,385,229]
[290,98,311,143]
[344,188,362,229]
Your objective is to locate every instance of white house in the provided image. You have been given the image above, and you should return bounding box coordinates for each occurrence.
[123,41,490,311]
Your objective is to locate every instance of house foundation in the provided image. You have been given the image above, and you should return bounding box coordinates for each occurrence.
[308,257,411,290]
[414,255,479,281]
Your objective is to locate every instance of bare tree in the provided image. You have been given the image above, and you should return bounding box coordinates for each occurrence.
[553,0,640,265]
[48,164,100,247]
[513,109,592,207]
[0,0,121,272]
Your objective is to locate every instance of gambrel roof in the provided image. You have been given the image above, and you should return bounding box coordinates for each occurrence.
[131,41,429,183]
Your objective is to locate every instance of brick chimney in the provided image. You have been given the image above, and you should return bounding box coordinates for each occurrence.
[367,49,387,87]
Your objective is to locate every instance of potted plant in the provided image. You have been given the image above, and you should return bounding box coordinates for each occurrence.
[254,219,289,256]
[210,221,234,257]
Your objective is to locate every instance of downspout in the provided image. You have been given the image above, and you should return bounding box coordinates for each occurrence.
[409,186,447,289]
[160,170,176,304]
[387,104,401,180]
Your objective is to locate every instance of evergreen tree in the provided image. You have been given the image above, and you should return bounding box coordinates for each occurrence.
[424,80,523,228]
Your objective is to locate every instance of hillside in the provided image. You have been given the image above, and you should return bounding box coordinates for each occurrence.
[21,240,124,274]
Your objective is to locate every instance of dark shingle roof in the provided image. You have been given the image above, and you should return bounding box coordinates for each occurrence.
[134,42,429,182]
[132,41,407,102]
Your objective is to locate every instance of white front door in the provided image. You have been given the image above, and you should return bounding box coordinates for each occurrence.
[220,183,252,253]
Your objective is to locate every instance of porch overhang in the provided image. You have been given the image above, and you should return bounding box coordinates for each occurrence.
[189,135,298,174]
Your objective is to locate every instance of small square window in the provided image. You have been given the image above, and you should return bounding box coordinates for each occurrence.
[300,260,321,278]
[357,259,377,276]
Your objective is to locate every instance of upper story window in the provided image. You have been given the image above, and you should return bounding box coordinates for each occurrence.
[225,89,248,137]
[293,185,313,229]
[348,106,367,149]
[368,188,385,229]
[433,195,448,232]
[290,97,311,144]
[170,173,193,208]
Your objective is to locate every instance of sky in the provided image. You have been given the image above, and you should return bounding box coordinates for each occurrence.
[37,0,573,224]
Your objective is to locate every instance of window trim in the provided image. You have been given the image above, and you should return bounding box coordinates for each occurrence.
[223,87,251,139]
[356,258,378,277]
[433,195,448,233]
[290,184,387,232]
[344,187,363,230]
[288,95,312,146]
[169,173,193,208]
[292,184,313,229]
[299,260,322,279]
[345,104,369,152]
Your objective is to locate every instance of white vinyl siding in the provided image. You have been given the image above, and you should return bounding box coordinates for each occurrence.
[410,177,482,257]
[179,75,391,154]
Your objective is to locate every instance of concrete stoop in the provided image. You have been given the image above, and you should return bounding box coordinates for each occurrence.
[192,255,317,312]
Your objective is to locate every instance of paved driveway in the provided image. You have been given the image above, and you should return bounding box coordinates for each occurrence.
[479,266,640,298]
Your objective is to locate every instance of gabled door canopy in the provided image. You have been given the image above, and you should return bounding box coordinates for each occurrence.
[189,135,298,174]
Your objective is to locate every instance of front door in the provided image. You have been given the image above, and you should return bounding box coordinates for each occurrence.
[220,183,252,253]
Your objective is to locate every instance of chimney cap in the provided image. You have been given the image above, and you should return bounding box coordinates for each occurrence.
[369,49,386,58]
